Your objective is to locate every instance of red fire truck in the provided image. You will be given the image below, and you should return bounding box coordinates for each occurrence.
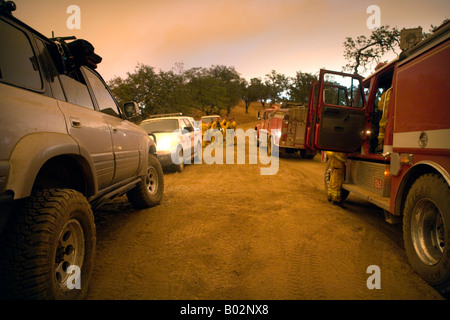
[306,22,450,293]
[255,104,317,158]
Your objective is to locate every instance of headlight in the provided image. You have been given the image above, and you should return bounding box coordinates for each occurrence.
[157,137,176,152]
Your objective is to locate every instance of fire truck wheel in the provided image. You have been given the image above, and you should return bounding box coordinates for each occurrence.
[324,160,349,202]
[403,173,450,294]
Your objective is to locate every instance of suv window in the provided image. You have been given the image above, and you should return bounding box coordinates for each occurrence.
[322,72,364,109]
[181,118,194,132]
[59,74,94,109]
[83,67,121,117]
[0,19,42,90]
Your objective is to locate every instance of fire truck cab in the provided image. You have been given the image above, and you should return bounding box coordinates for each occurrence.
[307,22,450,293]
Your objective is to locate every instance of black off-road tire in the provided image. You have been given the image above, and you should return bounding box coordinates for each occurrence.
[403,173,450,294]
[127,153,164,209]
[0,189,96,300]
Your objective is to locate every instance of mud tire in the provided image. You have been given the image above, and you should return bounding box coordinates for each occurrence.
[0,189,96,299]
[127,153,164,209]
[403,173,450,294]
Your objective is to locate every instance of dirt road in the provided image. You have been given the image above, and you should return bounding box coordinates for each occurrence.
[86,122,443,300]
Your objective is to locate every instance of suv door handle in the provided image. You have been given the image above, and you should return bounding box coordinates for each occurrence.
[112,128,118,133]
[70,117,82,128]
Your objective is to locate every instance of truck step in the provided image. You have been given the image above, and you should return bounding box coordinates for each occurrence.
[342,183,390,211]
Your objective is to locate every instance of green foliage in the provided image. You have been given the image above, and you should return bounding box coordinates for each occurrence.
[343,25,400,74]
[246,77,271,109]
[288,71,318,105]
[203,65,243,117]
[108,63,318,119]
[264,70,290,103]
[108,63,189,120]
[185,67,228,115]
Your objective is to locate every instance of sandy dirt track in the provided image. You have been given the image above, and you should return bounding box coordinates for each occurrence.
[87,121,444,300]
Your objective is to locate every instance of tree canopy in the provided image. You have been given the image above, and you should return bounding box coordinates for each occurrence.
[108,63,318,120]
[342,25,400,75]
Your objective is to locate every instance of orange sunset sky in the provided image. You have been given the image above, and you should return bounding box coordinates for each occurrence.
[11,0,450,82]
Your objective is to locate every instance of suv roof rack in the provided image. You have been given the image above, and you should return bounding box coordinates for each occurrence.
[148,113,183,119]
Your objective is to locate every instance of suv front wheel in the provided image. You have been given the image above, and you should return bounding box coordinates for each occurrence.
[0,189,96,299]
[127,153,164,209]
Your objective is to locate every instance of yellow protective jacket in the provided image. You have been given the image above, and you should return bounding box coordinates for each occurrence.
[326,151,347,164]
[211,121,222,129]
[377,88,391,146]
[326,151,347,202]
[202,122,208,135]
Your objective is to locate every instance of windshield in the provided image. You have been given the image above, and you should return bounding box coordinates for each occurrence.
[322,73,364,108]
[140,119,179,133]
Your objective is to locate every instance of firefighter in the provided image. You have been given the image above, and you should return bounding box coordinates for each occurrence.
[227,118,238,145]
[201,121,208,134]
[202,121,208,147]
[210,118,222,143]
[376,87,392,153]
[221,117,228,128]
[211,118,222,130]
[229,118,237,130]
[221,118,232,141]
[326,151,348,204]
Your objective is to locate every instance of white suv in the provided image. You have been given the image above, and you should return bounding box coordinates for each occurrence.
[139,114,202,172]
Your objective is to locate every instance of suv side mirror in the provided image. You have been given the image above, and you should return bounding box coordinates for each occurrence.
[123,102,139,119]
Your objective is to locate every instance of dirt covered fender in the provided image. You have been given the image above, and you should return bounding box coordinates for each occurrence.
[6,132,94,199]
[139,135,158,176]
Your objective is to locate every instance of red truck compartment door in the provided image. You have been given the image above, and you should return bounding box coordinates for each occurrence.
[313,69,366,152]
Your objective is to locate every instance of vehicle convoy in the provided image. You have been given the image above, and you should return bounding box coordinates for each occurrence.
[306,23,450,293]
[139,114,202,172]
[256,104,317,158]
[0,1,164,299]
